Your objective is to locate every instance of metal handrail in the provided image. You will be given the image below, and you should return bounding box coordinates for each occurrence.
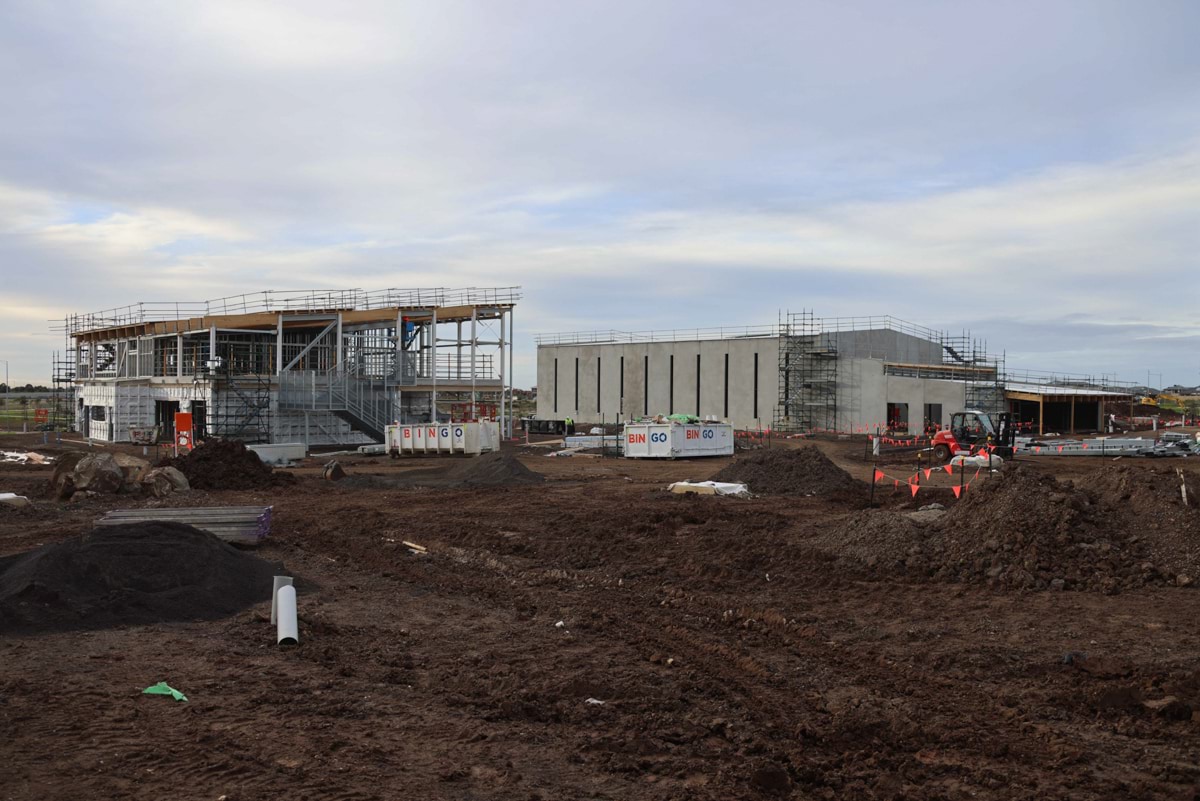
[65,287,522,335]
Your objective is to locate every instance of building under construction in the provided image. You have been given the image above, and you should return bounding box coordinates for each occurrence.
[61,287,518,446]
[535,312,1133,435]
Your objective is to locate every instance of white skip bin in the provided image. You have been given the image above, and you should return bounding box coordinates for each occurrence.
[386,422,501,457]
[623,423,734,458]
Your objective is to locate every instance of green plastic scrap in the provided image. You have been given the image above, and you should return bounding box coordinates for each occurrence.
[142,682,188,702]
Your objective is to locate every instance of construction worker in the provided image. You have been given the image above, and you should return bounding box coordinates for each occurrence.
[564,416,575,436]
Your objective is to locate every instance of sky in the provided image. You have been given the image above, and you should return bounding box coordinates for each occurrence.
[1,0,1198,388]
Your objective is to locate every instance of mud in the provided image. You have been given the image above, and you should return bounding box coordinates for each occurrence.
[0,522,281,633]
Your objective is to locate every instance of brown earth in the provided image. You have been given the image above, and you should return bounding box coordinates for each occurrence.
[162,438,295,491]
[2,432,1200,799]
[711,445,866,498]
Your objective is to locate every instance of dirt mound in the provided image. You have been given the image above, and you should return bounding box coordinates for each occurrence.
[1083,465,1200,580]
[441,451,545,486]
[810,467,1193,592]
[807,509,926,569]
[0,522,281,633]
[711,446,864,496]
[908,467,1164,591]
[162,439,294,491]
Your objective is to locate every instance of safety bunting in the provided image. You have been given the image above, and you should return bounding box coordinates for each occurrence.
[872,464,982,498]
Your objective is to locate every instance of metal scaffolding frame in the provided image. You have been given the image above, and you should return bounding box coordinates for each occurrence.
[60,287,520,445]
[775,310,838,433]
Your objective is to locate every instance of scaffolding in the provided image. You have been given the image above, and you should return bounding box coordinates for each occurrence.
[208,340,273,442]
[774,313,1006,434]
[61,286,520,445]
[50,350,76,431]
[775,311,838,433]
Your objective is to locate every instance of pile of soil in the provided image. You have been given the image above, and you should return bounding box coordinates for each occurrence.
[817,467,1176,592]
[441,451,545,486]
[806,509,925,570]
[1084,465,1200,580]
[711,446,864,496]
[162,439,294,491]
[0,522,281,633]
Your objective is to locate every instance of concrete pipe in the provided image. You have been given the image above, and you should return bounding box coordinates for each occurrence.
[276,584,299,646]
[270,575,294,624]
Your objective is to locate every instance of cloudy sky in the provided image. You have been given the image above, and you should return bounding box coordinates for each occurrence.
[1,0,1198,387]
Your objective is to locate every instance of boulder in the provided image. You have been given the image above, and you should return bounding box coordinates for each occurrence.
[70,453,125,496]
[142,466,191,498]
[112,453,152,491]
[323,460,346,481]
[50,451,86,498]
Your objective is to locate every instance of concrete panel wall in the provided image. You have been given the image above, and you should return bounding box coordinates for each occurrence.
[835,358,966,431]
[831,329,942,365]
[536,338,780,429]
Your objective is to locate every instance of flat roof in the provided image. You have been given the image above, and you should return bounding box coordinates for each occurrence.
[1005,381,1133,398]
[65,287,520,340]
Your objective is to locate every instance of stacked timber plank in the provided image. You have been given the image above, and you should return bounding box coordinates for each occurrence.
[94,506,273,545]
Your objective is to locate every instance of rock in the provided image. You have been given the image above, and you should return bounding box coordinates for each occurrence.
[49,451,85,498]
[0,493,31,508]
[1177,575,1193,588]
[71,453,125,495]
[1049,578,1066,591]
[142,466,191,498]
[323,460,346,481]
[1144,696,1192,720]
[112,452,152,490]
[918,503,945,512]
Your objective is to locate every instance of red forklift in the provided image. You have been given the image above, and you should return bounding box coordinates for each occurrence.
[931,410,1015,462]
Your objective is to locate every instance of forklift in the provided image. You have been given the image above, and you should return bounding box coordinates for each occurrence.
[931,410,1015,462]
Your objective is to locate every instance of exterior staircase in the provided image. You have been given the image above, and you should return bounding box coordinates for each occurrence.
[278,364,395,442]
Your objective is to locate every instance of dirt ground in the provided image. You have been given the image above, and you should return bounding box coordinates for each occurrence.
[3,432,1200,800]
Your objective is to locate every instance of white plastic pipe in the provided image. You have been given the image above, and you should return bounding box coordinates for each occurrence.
[276,584,298,646]
[270,575,294,624]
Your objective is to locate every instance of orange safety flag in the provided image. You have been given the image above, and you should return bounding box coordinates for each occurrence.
[923,468,932,480]
[952,485,962,498]
[1057,446,1063,453]
[873,468,885,483]
[894,480,899,488]
[1034,446,1041,453]
[944,463,953,475]
[910,483,920,497]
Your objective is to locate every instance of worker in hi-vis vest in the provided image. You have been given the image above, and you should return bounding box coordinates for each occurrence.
[564,416,575,436]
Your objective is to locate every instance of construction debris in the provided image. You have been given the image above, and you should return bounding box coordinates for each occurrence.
[1,451,53,465]
[0,493,31,508]
[95,506,273,545]
[668,481,750,497]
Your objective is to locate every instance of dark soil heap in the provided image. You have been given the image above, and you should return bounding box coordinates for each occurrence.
[0,522,280,633]
[909,467,1164,592]
[441,451,545,486]
[163,438,294,490]
[711,446,864,496]
[1084,465,1200,580]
